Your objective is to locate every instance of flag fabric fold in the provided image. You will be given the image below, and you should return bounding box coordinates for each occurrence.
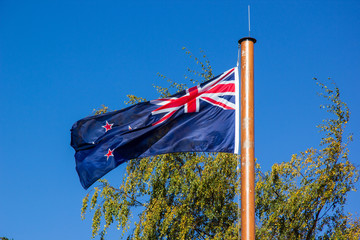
[71,67,240,189]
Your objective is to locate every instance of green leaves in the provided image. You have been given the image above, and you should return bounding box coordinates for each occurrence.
[255,78,359,239]
[81,55,359,239]
[93,105,109,115]
[124,95,147,105]
[151,48,214,100]
[82,153,239,239]
[183,47,214,84]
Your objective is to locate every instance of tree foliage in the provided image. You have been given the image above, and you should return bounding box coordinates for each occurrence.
[255,79,359,239]
[81,50,359,239]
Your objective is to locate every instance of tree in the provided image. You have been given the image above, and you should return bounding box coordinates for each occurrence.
[255,79,360,239]
[81,51,359,239]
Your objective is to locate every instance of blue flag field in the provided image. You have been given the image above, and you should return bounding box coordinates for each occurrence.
[71,67,240,189]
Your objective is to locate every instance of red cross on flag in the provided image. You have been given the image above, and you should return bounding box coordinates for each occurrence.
[151,68,236,126]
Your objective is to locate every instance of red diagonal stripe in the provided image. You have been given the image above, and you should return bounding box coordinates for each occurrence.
[201,68,235,92]
[152,110,176,126]
[204,83,235,94]
[152,86,199,113]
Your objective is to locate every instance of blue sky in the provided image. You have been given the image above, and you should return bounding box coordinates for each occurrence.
[1,0,359,239]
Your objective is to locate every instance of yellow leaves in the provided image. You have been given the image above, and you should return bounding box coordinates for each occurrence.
[178,211,194,240]
[91,207,102,238]
[93,105,109,115]
[81,78,359,239]
[330,214,360,239]
[124,95,147,105]
[256,79,358,237]
[90,187,99,210]
[81,193,89,220]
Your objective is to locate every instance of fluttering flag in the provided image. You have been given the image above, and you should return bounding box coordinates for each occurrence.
[71,67,240,189]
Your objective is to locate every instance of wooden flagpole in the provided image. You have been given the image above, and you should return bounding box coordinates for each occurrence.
[238,36,256,240]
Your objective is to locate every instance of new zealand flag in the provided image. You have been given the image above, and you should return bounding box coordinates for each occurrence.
[71,67,240,189]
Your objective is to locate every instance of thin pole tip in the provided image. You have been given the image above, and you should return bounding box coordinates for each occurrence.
[238,37,257,45]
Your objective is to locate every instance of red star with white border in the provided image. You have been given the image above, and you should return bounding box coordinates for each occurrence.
[105,148,114,160]
[102,121,114,132]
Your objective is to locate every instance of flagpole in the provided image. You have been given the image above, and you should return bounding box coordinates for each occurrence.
[238,36,256,240]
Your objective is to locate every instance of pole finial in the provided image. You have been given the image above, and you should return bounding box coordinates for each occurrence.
[238,37,257,45]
